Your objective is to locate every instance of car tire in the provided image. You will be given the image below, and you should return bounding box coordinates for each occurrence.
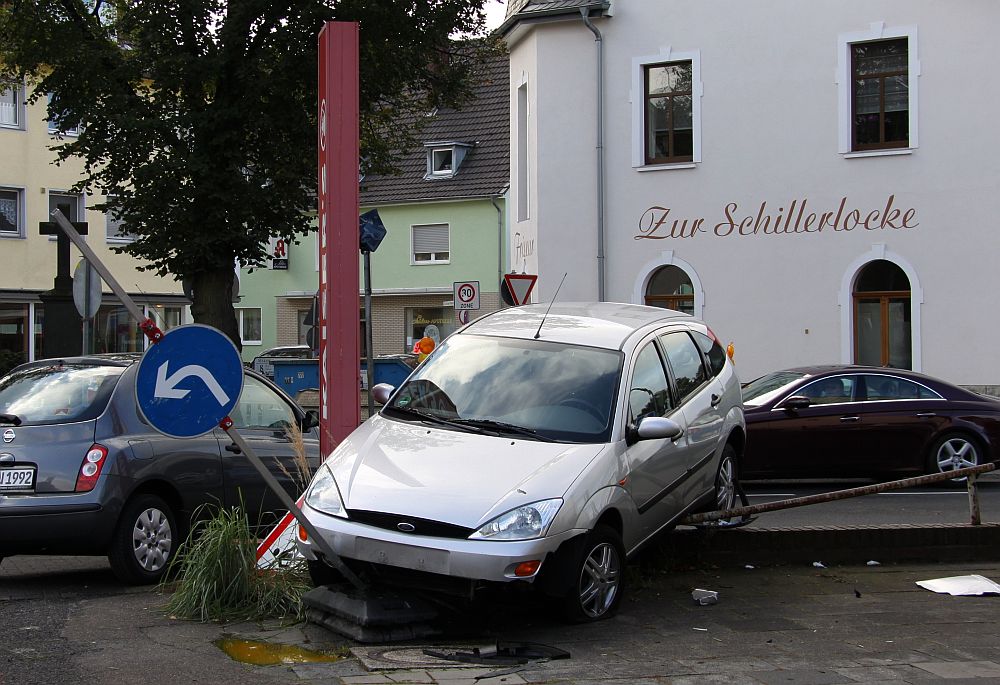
[307,559,345,587]
[562,525,626,623]
[108,494,177,585]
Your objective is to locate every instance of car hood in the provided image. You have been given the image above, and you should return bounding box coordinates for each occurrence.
[323,414,607,528]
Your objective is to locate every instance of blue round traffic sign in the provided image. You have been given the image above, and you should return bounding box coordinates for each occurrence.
[135,324,245,439]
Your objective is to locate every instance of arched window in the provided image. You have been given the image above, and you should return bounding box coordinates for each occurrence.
[644,265,694,315]
[853,260,911,368]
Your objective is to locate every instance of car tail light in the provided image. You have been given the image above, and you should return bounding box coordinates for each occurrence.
[75,444,108,492]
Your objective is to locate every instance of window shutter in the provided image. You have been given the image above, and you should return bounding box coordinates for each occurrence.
[413,224,449,254]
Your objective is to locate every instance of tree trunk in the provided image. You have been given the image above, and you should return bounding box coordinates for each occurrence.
[190,268,242,352]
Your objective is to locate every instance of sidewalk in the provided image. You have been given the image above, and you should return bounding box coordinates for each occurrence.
[4,542,1000,684]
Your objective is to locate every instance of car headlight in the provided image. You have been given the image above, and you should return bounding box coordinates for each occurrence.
[469,499,563,541]
[305,464,347,518]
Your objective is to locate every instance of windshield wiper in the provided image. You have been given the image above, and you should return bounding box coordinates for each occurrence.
[0,413,21,426]
[448,418,557,442]
[384,406,490,435]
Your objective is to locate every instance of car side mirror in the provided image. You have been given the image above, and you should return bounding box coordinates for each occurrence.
[627,416,683,445]
[371,383,395,406]
[782,395,812,411]
[301,409,319,431]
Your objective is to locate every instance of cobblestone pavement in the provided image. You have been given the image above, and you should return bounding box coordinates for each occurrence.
[3,554,1000,684]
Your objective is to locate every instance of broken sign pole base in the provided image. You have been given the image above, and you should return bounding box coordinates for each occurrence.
[303,584,442,643]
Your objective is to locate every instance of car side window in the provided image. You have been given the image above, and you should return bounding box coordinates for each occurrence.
[628,343,672,422]
[798,376,856,404]
[230,376,296,430]
[862,375,941,401]
[692,331,726,377]
[658,331,708,403]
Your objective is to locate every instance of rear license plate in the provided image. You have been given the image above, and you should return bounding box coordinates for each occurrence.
[0,467,35,492]
[355,537,449,574]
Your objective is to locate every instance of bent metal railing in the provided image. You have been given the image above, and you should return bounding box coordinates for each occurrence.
[680,462,997,527]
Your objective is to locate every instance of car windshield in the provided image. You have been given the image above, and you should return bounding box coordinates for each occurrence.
[384,334,623,443]
[741,371,810,407]
[0,364,124,426]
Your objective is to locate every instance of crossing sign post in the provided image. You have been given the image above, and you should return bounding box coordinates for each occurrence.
[135,325,245,438]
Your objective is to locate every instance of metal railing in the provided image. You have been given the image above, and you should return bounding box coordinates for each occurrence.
[681,462,996,527]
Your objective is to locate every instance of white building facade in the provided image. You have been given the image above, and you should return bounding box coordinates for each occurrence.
[502,0,999,388]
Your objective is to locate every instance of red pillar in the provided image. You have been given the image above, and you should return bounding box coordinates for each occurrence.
[317,22,360,458]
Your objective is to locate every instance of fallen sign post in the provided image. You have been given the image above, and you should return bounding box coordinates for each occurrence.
[681,462,996,527]
[49,208,365,592]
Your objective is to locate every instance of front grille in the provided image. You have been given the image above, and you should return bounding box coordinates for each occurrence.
[345,509,474,539]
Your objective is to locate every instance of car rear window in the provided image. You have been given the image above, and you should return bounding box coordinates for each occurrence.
[0,364,125,426]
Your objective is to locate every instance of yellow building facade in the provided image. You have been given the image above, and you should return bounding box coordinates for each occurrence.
[1,81,188,370]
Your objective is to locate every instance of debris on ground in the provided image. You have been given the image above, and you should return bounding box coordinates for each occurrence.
[867,560,881,566]
[812,561,826,569]
[915,574,1000,596]
[691,589,719,605]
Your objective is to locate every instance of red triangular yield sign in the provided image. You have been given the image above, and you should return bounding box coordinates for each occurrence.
[504,273,537,305]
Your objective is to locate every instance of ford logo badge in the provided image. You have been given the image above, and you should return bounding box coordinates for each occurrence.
[2,429,13,444]
[397,522,416,533]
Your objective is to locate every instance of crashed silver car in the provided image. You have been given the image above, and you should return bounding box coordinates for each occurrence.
[297,303,745,621]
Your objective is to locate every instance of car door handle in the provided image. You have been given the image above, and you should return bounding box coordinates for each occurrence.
[839,416,861,423]
[916,412,936,418]
[225,443,242,454]
[711,393,722,407]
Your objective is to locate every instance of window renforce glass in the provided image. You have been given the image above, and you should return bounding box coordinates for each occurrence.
[0,85,21,128]
[0,189,21,236]
[239,308,262,345]
[645,61,693,164]
[852,38,908,150]
[412,224,449,263]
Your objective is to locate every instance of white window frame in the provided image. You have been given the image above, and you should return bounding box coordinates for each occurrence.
[237,307,263,346]
[410,223,450,265]
[632,47,702,170]
[104,194,136,243]
[0,186,26,238]
[0,81,25,130]
[837,22,919,157]
[430,147,454,176]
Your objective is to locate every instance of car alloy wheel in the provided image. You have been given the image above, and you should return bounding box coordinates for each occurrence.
[109,494,177,585]
[932,434,980,481]
[564,525,625,622]
[715,445,737,512]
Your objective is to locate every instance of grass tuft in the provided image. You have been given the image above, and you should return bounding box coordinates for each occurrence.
[162,504,310,623]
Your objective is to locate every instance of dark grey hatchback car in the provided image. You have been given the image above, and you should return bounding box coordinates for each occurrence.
[0,355,319,584]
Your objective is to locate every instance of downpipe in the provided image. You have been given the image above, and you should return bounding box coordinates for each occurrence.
[581,9,606,302]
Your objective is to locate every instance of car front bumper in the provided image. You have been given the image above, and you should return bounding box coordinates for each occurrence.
[297,504,582,584]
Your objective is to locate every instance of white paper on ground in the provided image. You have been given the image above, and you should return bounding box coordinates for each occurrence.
[915,574,1000,596]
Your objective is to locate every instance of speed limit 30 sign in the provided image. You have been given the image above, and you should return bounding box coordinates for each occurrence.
[453,281,480,310]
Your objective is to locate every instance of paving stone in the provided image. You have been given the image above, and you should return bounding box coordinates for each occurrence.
[913,660,1000,678]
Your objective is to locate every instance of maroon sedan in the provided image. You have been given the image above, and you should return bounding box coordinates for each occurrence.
[740,366,1000,481]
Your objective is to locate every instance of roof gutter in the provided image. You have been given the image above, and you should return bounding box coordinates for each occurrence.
[581,8,606,302]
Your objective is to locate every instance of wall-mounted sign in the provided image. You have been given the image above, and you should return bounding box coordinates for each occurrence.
[635,195,918,241]
[269,237,289,270]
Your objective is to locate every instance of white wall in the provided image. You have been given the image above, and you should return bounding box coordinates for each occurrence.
[509,0,1000,385]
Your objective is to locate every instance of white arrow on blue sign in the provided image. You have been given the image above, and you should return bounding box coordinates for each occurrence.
[135,324,245,439]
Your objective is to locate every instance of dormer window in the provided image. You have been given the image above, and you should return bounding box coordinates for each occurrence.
[425,142,471,179]
[431,148,453,175]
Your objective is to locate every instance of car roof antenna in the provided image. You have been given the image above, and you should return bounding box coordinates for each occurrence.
[534,272,567,339]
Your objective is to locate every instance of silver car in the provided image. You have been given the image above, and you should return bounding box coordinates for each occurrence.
[297,302,745,621]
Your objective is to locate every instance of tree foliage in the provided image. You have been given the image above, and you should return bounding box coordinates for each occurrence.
[0,0,500,348]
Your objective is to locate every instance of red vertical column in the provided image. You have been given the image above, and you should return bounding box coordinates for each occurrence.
[317,22,360,459]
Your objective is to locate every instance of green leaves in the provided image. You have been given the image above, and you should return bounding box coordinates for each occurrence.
[0,0,500,342]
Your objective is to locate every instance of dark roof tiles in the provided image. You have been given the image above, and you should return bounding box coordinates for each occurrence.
[359,53,509,205]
